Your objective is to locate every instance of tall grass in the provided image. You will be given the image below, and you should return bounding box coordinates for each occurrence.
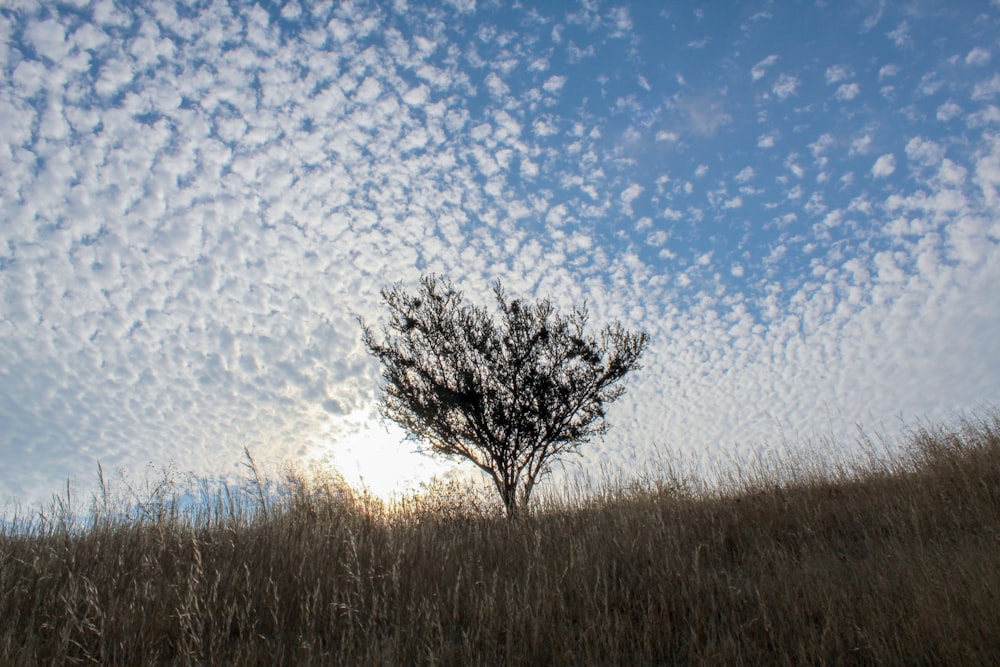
[2,412,999,665]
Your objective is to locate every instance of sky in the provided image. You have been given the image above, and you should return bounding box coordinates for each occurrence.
[2,0,999,511]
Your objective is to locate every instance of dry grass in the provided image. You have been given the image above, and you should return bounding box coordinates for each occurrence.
[2,412,1000,665]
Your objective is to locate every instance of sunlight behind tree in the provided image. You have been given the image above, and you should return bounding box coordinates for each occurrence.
[311,410,456,500]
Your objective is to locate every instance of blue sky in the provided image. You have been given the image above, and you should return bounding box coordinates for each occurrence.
[2,0,999,509]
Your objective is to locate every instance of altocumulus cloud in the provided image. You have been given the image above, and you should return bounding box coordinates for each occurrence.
[1,0,999,509]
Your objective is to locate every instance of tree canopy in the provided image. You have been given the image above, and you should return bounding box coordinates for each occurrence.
[361,275,649,519]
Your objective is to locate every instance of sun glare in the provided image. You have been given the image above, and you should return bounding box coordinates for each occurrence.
[312,411,456,500]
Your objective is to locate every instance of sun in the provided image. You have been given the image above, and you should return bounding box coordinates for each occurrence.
[310,410,456,500]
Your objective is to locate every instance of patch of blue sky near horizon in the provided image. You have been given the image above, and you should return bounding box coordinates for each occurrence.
[0,0,999,510]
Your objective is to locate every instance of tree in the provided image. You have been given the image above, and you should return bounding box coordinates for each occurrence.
[360,275,649,520]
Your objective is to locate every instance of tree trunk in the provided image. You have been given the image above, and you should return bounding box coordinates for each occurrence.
[500,482,519,521]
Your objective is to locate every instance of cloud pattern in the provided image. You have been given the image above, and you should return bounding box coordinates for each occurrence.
[1,1,999,507]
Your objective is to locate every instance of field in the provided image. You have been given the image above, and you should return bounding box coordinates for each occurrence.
[2,412,999,665]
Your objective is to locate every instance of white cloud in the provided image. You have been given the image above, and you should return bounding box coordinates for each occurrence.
[874,250,905,282]
[887,21,911,47]
[966,105,1000,128]
[850,134,873,155]
[835,83,860,101]
[905,136,944,166]
[751,54,778,81]
[402,84,430,106]
[92,0,133,27]
[809,133,835,157]
[676,94,732,136]
[445,0,476,13]
[872,153,896,177]
[607,6,633,36]
[620,183,644,215]
[528,57,549,72]
[25,18,72,63]
[825,64,850,84]
[533,117,559,136]
[566,41,595,63]
[758,133,777,148]
[861,0,885,32]
[938,159,967,187]
[734,166,755,183]
[484,71,509,98]
[966,47,991,66]
[974,133,1000,207]
[936,101,962,121]
[786,154,804,178]
[542,74,567,94]
[879,64,899,80]
[646,230,668,246]
[972,74,1000,101]
[95,57,135,97]
[772,73,799,99]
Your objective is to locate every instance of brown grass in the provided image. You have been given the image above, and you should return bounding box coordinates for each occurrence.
[2,412,999,665]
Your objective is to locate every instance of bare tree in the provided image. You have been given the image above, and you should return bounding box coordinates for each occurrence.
[361,275,649,520]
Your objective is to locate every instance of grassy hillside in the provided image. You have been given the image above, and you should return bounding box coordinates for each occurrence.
[2,413,999,665]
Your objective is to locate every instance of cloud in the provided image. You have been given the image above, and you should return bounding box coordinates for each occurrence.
[620,183,644,215]
[850,134,873,155]
[936,101,962,121]
[402,84,431,106]
[835,83,860,101]
[974,133,1000,207]
[674,93,732,136]
[445,0,476,13]
[966,47,991,66]
[95,56,135,97]
[542,75,566,94]
[966,105,1000,128]
[809,133,835,158]
[645,229,668,246]
[607,6,633,37]
[751,54,778,81]
[905,136,945,166]
[772,73,799,100]
[887,21,911,47]
[972,74,1000,101]
[861,0,886,32]
[825,65,851,84]
[879,64,898,80]
[533,117,559,136]
[872,153,896,177]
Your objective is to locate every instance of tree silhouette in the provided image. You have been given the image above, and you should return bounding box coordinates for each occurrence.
[361,275,649,520]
